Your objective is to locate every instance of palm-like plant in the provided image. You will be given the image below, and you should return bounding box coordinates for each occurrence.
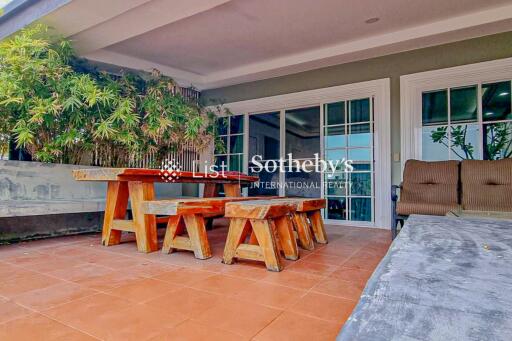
[0,25,220,167]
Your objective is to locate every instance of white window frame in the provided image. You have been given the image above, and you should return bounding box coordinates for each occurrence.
[400,57,512,173]
[212,78,391,229]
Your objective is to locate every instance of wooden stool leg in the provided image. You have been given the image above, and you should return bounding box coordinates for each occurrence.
[251,219,283,272]
[223,218,250,265]
[183,214,212,260]
[128,181,158,253]
[292,212,315,251]
[308,210,328,244]
[274,216,299,261]
[162,215,185,254]
[102,181,128,246]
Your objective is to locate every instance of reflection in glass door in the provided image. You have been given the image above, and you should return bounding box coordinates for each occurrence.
[284,106,321,198]
[248,112,281,196]
[323,98,374,223]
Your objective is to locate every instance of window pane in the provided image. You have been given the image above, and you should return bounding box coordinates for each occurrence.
[348,148,371,161]
[230,135,243,154]
[285,106,320,159]
[284,169,321,198]
[352,163,371,171]
[229,154,243,172]
[230,116,244,134]
[349,123,371,147]
[324,126,346,149]
[325,173,347,196]
[248,166,280,196]
[216,117,228,135]
[215,155,227,169]
[450,124,480,160]
[422,126,449,161]
[325,102,345,125]
[249,112,280,160]
[422,90,448,125]
[450,85,477,123]
[327,197,347,220]
[483,81,512,122]
[484,122,512,160]
[215,136,227,154]
[350,98,370,123]
[350,198,372,222]
[325,149,346,163]
[350,172,372,196]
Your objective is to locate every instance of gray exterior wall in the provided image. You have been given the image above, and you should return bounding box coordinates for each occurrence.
[202,31,512,184]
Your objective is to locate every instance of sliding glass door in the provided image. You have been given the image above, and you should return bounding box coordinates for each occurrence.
[216,95,376,225]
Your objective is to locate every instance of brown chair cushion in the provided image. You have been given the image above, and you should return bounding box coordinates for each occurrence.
[461,159,512,211]
[396,202,459,216]
[397,160,459,216]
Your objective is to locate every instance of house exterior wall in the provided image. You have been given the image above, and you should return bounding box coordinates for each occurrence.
[202,31,512,184]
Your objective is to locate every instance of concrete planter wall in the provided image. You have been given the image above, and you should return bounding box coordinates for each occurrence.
[0,160,183,243]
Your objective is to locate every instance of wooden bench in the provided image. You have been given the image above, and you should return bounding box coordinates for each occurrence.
[142,197,274,259]
[223,200,299,272]
[272,198,327,250]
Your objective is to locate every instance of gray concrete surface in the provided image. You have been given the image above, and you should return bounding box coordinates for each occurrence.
[338,214,512,341]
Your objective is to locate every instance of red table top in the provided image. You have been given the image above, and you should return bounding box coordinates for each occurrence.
[73,167,259,184]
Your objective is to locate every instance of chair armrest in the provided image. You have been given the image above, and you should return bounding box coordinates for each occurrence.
[391,183,402,202]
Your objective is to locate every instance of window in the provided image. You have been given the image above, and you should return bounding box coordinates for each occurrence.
[421,81,511,160]
[214,116,244,172]
[323,98,374,222]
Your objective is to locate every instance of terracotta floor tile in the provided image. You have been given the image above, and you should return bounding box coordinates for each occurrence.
[192,298,281,337]
[145,287,221,318]
[106,277,182,303]
[160,320,244,341]
[312,277,365,300]
[13,282,98,310]
[152,267,216,286]
[0,272,63,298]
[0,298,33,324]
[190,274,256,296]
[76,269,147,291]
[289,292,356,323]
[3,251,47,266]
[44,293,131,326]
[22,255,85,273]
[260,270,324,290]
[233,281,306,309]
[68,303,187,341]
[302,252,351,266]
[342,250,384,270]
[220,263,270,280]
[0,262,32,281]
[286,260,339,276]
[253,311,340,341]
[0,313,97,340]
[47,263,113,282]
[330,266,374,284]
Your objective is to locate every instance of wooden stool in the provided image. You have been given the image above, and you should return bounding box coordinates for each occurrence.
[275,198,328,250]
[142,196,277,260]
[223,200,299,272]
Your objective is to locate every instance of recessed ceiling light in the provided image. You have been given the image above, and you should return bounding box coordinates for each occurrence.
[499,92,509,96]
[485,112,494,116]
[365,17,380,24]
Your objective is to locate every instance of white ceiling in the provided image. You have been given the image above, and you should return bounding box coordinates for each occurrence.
[41,0,512,89]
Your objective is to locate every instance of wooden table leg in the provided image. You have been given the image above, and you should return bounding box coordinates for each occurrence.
[102,181,129,246]
[203,183,219,198]
[128,181,158,253]
[223,183,241,197]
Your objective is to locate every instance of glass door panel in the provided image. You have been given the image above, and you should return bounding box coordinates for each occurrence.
[284,106,321,197]
[248,112,281,196]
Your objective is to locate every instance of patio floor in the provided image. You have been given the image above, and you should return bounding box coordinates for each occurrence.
[0,221,390,341]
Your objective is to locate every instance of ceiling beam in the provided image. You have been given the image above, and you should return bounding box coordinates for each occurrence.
[68,0,232,54]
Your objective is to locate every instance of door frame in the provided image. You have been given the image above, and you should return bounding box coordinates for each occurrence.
[215,78,391,229]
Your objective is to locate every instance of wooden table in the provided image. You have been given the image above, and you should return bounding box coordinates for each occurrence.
[73,168,258,253]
